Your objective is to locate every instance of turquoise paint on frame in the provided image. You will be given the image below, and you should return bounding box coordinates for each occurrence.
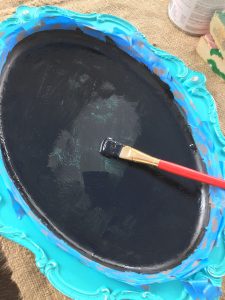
[0,5,224,299]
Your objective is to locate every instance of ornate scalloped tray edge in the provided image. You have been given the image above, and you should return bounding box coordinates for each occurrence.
[0,5,225,300]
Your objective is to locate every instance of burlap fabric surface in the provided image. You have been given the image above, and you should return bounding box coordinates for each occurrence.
[0,0,225,299]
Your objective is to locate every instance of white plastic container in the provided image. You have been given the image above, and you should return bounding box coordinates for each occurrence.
[168,0,225,35]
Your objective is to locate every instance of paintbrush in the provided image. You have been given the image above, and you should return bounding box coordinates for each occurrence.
[100,137,225,189]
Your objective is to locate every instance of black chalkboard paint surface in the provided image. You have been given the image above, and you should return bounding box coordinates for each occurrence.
[0,29,209,273]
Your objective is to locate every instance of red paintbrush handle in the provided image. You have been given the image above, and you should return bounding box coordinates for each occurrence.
[158,160,225,189]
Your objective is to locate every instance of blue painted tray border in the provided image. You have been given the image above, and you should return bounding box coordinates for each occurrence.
[0,5,225,300]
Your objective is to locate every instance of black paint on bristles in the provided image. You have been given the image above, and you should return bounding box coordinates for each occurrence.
[100,137,123,158]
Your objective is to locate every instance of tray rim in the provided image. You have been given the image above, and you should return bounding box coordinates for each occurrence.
[0,20,211,275]
[0,5,224,300]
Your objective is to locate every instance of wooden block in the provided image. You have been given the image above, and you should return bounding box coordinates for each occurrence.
[210,11,225,58]
[196,33,225,80]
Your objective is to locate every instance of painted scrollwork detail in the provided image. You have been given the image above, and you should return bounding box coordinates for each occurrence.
[205,230,225,280]
[0,224,165,299]
[0,4,225,300]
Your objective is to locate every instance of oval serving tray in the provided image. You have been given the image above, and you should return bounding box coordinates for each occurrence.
[0,5,225,300]
[0,23,209,275]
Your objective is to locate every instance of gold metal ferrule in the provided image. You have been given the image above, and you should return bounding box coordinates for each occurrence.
[119,146,160,167]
